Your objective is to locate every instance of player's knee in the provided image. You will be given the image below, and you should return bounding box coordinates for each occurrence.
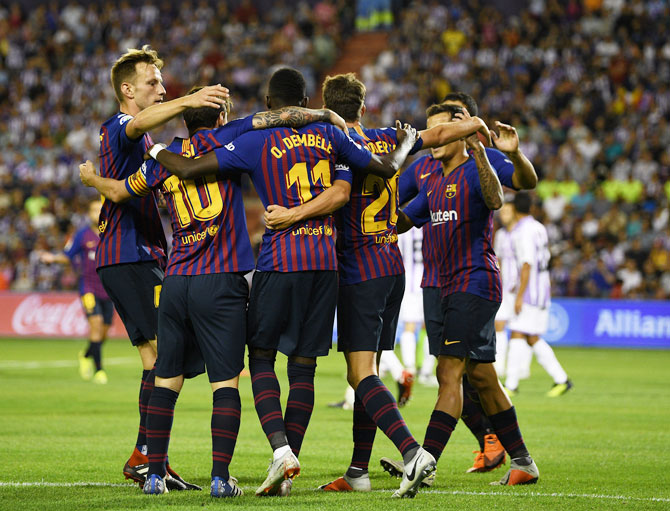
[249,348,276,361]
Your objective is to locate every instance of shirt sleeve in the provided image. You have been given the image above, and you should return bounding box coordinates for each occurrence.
[115,113,143,149]
[333,163,353,184]
[377,127,424,155]
[63,230,83,260]
[399,161,420,204]
[213,131,263,175]
[330,127,373,170]
[211,115,255,145]
[125,159,163,197]
[486,147,517,189]
[403,187,431,227]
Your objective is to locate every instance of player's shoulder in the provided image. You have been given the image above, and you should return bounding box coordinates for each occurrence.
[102,112,132,131]
[485,147,512,164]
[167,137,186,152]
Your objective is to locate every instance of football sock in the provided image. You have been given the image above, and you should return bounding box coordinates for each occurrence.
[422,409,457,462]
[349,393,377,472]
[488,406,530,459]
[211,387,241,480]
[461,378,491,451]
[494,329,508,376]
[420,337,435,376]
[146,386,178,477]
[136,368,155,452]
[249,357,287,449]
[504,338,527,391]
[400,330,417,373]
[88,341,102,371]
[532,339,568,384]
[284,361,316,457]
[356,375,419,463]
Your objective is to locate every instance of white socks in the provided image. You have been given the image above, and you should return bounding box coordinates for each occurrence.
[504,337,529,391]
[494,329,509,377]
[379,350,405,382]
[532,339,568,385]
[419,336,435,376]
[400,330,417,374]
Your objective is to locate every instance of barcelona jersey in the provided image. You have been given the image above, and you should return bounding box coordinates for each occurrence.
[404,148,516,302]
[97,113,167,269]
[335,125,423,285]
[399,155,442,288]
[64,225,108,298]
[213,122,373,272]
[124,116,256,277]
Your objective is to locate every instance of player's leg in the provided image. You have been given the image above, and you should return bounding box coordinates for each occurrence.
[527,335,571,396]
[504,333,526,393]
[210,378,243,497]
[87,314,106,383]
[494,319,508,376]
[418,287,442,386]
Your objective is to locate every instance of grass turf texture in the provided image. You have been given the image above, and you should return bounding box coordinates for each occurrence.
[0,339,668,511]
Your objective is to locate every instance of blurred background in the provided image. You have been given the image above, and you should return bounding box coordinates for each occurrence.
[0,0,669,346]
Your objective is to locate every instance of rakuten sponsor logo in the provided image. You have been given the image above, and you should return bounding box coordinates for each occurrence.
[12,295,89,336]
[594,309,670,338]
[431,210,458,225]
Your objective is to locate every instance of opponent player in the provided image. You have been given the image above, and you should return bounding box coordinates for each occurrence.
[264,73,491,496]
[145,68,419,497]
[40,199,113,384]
[504,193,572,397]
[396,94,541,486]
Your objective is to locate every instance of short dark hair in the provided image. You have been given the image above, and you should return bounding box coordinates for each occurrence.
[441,92,479,116]
[322,73,366,122]
[182,86,231,134]
[514,192,532,214]
[268,67,306,105]
[426,102,465,119]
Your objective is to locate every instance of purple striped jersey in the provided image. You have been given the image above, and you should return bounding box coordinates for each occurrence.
[511,215,551,308]
[97,113,167,269]
[213,122,373,272]
[493,227,518,294]
[63,225,109,298]
[335,125,423,285]
[404,148,516,302]
[124,116,256,276]
[399,155,442,288]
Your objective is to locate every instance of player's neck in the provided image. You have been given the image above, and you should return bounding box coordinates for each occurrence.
[346,120,361,129]
[119,101,141,117]
[439,149,469,177]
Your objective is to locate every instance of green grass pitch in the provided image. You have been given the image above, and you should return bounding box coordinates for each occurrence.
[1,338,669,510]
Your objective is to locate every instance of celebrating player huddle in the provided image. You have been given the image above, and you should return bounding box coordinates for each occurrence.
[80,45,542,498]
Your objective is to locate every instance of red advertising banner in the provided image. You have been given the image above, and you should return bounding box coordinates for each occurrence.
[0,292,127,338]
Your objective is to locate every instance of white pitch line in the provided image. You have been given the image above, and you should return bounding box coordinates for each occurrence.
[0,482,131,488]
[0,357,136,370]
[420,489,670,503]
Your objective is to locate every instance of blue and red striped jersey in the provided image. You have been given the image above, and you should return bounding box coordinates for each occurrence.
[213,122,372,272]
[403,148,516,302]
[64,225,109,298]
[124,116,256,277]
[399,155,442,288]
[335,125,423,285]
[97,113,167,269]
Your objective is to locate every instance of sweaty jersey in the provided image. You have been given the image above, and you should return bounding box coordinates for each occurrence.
[97,113,167,269]
[64,225,109,298]
[399,155,442,288]
[125,116,256,277]
[493,227,518,294]
[213,123,372,272]
[335,125,423,285]
[404,148,517,302]
[511,215,551,308]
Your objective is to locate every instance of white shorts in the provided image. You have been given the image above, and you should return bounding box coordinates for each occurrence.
[496,291,515,322]
[399,291,424,324]
[508,303,549,336]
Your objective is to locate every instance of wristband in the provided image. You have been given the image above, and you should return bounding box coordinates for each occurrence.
[149,143,167,159]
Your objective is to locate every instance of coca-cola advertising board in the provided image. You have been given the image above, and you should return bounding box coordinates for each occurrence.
[0,292,126,338]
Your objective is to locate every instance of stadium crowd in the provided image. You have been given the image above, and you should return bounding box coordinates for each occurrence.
[1,0,668,299]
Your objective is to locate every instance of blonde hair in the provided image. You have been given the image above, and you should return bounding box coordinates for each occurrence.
[110,45,164,103]
[322,73,366,122]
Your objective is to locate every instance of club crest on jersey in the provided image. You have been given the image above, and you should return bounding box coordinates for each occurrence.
[445,184,457,198]
[98,220,107,233]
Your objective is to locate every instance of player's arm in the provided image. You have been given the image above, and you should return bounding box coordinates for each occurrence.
[39,252,70,265]
[515,263,531,314]
[491,121,537,190]
[396,211,415,234]
[364,121,419,178]
[79,160,133,203]
[419,115,491,148]
[264,180,352,230]
[466,135,504,210]
[147,144,217,180]
[252,107,347,132]
[398,187,430,234]
[125,85,230,139]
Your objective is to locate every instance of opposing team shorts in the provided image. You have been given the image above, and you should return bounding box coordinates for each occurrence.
[508,302,549,336]
[495,290,516,322]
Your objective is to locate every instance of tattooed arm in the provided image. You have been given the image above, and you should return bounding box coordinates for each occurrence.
[252,107,347,132]
[466,134,504,210]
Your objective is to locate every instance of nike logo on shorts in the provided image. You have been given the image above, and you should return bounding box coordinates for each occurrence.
[443,340,461,346]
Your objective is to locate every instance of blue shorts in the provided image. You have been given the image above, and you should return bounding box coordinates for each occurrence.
[422,286,442,354]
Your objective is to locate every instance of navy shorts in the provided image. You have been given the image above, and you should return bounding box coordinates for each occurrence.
[422,286,443,354]
[337,274,405,352]
[156,273,248,383]
[97,261,163,346]
[248,271,337,358]
[432,291,500,362]
[80,293,115,325]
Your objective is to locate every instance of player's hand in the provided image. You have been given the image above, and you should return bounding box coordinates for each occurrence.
[182,84,230,109]
[395,120,418,146]
[465,132,484,150]
[491,121,519,153]
[453,111,492,146]
[514,294,523,315]
[79,160,98,186]
[264,204,297,230]
[38,251,56,264]
[328,109,348,132]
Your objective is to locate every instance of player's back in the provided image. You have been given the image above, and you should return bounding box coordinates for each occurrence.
[512,215,551,307]
[97,113,167,269]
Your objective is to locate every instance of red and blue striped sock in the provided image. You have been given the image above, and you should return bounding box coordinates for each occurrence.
[136,368,155,452]
[422,409,457,462]
[356,375,419,462]
[488,406,529,459]
[349,393,377,472]
[146,386,178,477]
[461,377,492,450]
[284,361,316,457]
[211,387,241,480]
[249,357,288,449]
